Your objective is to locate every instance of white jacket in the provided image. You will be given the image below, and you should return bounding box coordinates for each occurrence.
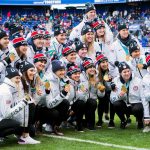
[108,36,143,77]
[80,72,105,100]
[0,49,10,83]
[142,72,150,119]
[0,78,28,126]
[45,72,69,109]
[110,76,144,105]
[127,56,147,79]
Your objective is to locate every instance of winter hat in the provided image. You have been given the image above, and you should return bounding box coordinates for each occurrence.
[34,53,47,64]
[62,46,76,56]
[74,38,87,52]
[0,29,8,39]
[44,31,51,39]
[54,27,66,36]
[115,61,130,73]
[118,23,128,31]
[52,60,65,73]
[129,40,140,55]
[31,30,44,40]
[96,52,108,65]
[91,19,105,31]
[82,57,95,70]
[19,61,35,74]
[5,67,20,79]
[67,63,80,76]
[13,37,28,48]
[85,3,96,14]
[81,25,94,36]
[145,52,150,67]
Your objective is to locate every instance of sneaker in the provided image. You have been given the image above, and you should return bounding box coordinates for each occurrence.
[45,124,53,133]
[126,118,132,127]
[108,120,115,129]
[143,126,150,133]
[87,126,96,131]
[53,126,64,136]
[120,121,127,129]
[137,122,144,129]
[96,121,103,128]
[18,136,40,144]
[0,137,4,143]
[76,124,84,132]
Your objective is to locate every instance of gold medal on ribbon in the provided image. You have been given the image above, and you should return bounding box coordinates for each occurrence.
[137,64,143,70]
[80,84,85,92]
[9,53,15,62]
[121,85,127,93]
[45,81,50,89]
[126,55,130,61]
[103,74,109,81]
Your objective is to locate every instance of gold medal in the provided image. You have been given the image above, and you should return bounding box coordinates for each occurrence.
[103,74,109,81]
[9,53,15,62]
[97,83,105,92]
[45,81,50,89]
[80,84,85,92]
[121,85,127,93]
[137,64,143,70]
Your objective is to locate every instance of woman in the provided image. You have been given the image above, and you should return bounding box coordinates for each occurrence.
[110,61,144,129]
[0,29,14,83]
[96,52,115,128]
[45,60,70,135]
[81,25,101,61]
[81,57,105,130]
[66,63,88,132]
[11,36,28,68]
[0,67,40,144]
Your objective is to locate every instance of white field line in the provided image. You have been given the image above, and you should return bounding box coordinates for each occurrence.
[43,134,150,150]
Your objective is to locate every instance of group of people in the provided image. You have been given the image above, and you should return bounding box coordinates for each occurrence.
[0,2,150,145]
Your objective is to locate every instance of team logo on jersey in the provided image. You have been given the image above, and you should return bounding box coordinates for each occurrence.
[133,86,138,91]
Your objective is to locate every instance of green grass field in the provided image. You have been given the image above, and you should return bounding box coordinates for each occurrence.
[0,115,150,150]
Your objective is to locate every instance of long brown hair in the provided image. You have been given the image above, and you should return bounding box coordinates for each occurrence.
[15,47,26,59]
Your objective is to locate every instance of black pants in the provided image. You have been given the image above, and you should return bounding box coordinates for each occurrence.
[85,98,97,128]
[113,100,143,123]
[71,100,85,127]
[0,119,20,137]
[98,92,115,123]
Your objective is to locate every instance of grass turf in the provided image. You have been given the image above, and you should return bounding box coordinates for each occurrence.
[0,116,150,150]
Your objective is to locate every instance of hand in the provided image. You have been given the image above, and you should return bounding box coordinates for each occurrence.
[24,94,31,101]
[144,120,150,125]
[97,84,105,92]
[119,91,126,97]
[37,89,43,96]
[69,110,74,116]
[64,84,70,93]
[137,64,143,70]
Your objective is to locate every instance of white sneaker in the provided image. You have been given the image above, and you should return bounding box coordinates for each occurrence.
[18,136,41,144]
[143,126,150,133]
[45,124,53,132]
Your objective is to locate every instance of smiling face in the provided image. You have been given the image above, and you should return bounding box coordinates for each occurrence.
[19,45,28,55]
[56,33,66,44]
[78,48,87,59]
[131,50,140,58]
[71,72,80,82]
[96,27,105,37]
[0,36,9,49]
[11,76,21,85]
[55,69,66,79]
[27,68,36,81]
[86,66,96,76]
[33,37,44,48]
[85,32,94,43]
[87,10,96,21]
[121,68,131,82]
[44,38,51,47]
[119,29,129,39]
[34,60,47,72]
[66,52,77,63]
[99,60,108,71]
